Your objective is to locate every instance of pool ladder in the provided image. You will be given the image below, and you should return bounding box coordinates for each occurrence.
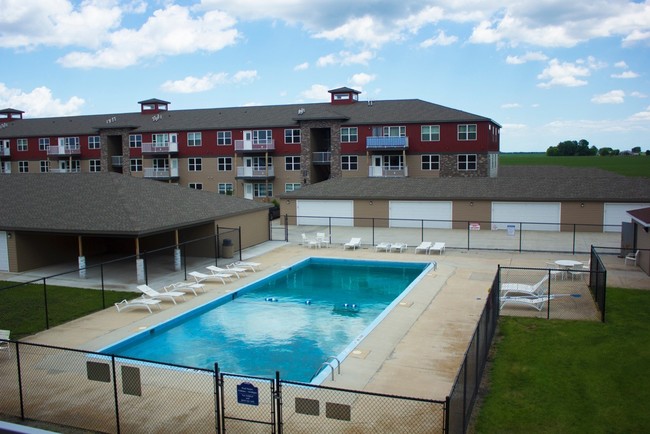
[311,356,341,381]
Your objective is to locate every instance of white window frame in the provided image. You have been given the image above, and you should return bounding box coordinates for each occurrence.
[17,139,28,151]
[383,126,406,137]
[18,161,29,172]
[89,159,101,172]
[285,156,300,171]
[253,130,273,144]
[458,124,477,141]
[88,136,101,149]
[217,131,232,146]
[341,155,358,171]
[253,183,273,197]
[38,138,50,151]
[421,154,440,170]
[187,132,202,147]
[341,127,358,143]
[218,183,233,194]
[189,183,203,190]
[217,157,232,171]
[40,160,49,173]
[458,154,477,171]
[284,129,301,144]
[129,134,142,148]
[285,183,301,192]
[130,158,142,172]
[421,125,440,141]
[188,157,202,171]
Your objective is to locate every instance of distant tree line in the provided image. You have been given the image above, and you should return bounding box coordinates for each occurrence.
[546,140,648,156]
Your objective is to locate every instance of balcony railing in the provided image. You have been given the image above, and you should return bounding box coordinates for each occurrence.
[143,167,179,179]
[47,145,81,156]
[111,156,123,167]
[0,147,10,157]
[141,142,178,154]
[1,162,10,174]
[234,140,275,152]
[312,152,331,164]
[236,166,275,178]
[49,167,81,173]
[369,166,409,177]
[366,136,409,150]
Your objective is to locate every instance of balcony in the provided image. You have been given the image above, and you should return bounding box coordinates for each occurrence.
[236,166,275,178]
[141,142,178,154]
[369,166,409,177]
[312,152,331,165]
[47,145,81,156]
[144,167,179,179]
[0,147,9,157]
[49,167,81,173]
[234,140,275,152]
[111,156,123,167]
[366,136,409,150]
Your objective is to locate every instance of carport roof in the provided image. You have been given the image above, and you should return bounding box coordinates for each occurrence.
[280,166,650,202]
[628,207,650,227]
[0,172,270,236]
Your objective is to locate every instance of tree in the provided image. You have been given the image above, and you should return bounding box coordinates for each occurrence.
[632,146,641,154]
[599,147,613,156]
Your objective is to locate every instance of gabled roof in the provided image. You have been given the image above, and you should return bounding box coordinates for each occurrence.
[628,207,650,227]
[0,98,497,138]
[0,173,270,236]
[279,167,650,202]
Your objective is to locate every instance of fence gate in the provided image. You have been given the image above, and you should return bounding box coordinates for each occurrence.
[219,373,277,433]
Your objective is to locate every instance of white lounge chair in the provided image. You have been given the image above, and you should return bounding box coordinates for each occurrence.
[375,242,391,252]
[415,242,432,254]
[344,237,361,250]
[390,242,408,253]
[207,264,247,278]
[430,242,446,255]
[545,262,565,280]
[500,274,549,297]
[302,233,319,248]
[0,329,10,355]
[316,232,330,248]
[232,261,261,272]
[625,250,639,266]
[137,284,186,304]
[165,281,204,296]
[500,295,555,311]
[189,270,233,285]
[115,297,162,313]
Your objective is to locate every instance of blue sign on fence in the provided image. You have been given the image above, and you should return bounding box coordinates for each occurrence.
[237,382,259,406]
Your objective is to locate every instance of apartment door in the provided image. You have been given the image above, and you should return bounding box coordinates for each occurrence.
[370,155,383,177]
[0,231,8,272]
[244,183,254,200]
[243,131,253,150]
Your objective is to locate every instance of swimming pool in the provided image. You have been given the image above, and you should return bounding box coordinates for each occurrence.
[101,257,433,382]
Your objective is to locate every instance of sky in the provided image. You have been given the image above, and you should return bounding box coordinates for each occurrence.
[1,0,649,152]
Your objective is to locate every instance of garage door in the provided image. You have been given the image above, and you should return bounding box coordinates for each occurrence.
[0,231,8,272]
[296,200,354,226]
[389,201,452,229]
[491,202,561,231]
[603,203,650,233]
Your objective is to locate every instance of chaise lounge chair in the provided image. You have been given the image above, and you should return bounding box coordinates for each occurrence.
[115,297,162,313]
[189,270,233,285]
[375,242,391,252]
[344,238,361,250]
[207,265,247,278]
[232,261,261,272]
[500,295,556,311]
[0,329,10,355]
[430,242,446,255]
[415,241,432,254]
[164,281,205,296]
[500,274,549,297]
[390,242,408,253]
[137,284,186,304]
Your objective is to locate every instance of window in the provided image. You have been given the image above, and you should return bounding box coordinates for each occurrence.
[130,158,142,172]
[285,183,301,192]
[153,158,168,170]
[341,155,358,171]
[88,136,101,149]
[421,155,440,170]
[341,127,358,143]
[217,131,232,146]
[39,138,50,151]
[421,125,440,141]
[59,137,80,149]
[66,160,81,172]
[285,156,300,171]
[189,183,203,190]
[217,157,232,171]
[458,154,477,171]
[253,130,273,144]
[18,161,29,173]
[187,132,202,147]
[129,134,142,148]
[188,157,202,171]
[40,161,49,173]
[218,183,233,195]
[89,159,101,172]
[284,129,301,144]
[254,183,273,197]
[17,139,28,151]
[458,124,477,141]
[383,126,406,137]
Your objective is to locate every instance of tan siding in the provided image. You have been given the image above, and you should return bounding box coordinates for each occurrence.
[452,201,491,230]
[561,202,604,231]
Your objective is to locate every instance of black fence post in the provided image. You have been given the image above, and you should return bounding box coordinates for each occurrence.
[16,342,25,420]
[111,355,121,434]
[274,371,283,434]
[42,278,49,330]
[238,226,243,261]
[284,214,288,242]
[372,218,375,246]
[444,395,450,434]
[214,363,222,434]
[573,224,577,255]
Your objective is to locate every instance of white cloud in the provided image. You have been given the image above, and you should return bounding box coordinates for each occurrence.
[349,73,376,88]
[537,58,597,88]
[611,71,639,79]
[501,103,522,109]
[629,106,650,122]
[420,30,458,47]
[314,16,400,48]
[316,50,374,67]
[591,90,625,104]
[160,70,258,93]
[0,83,84,117]
[614,61,628,69]
[631,91,647,98]
[506,51,548,64]
[300,84,330,101]
[294,62,309,71]
[622,30,650,46]
[58,5,239,69]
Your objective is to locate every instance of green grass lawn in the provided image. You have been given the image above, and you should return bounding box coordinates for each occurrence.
[499,154,650,178]
[474,287,650,433]
[0,281,137,339]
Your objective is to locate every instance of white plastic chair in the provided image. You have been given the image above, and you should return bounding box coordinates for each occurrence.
[625,250,639,266]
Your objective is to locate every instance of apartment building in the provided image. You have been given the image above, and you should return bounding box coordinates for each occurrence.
[0,87,501,201]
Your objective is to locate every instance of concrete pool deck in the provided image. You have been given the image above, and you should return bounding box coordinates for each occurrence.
[16,242,650,401]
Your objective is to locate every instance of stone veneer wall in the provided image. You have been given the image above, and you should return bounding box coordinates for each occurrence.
[439,153,488,177]
[299,120,342,183]
[99,128,133,175]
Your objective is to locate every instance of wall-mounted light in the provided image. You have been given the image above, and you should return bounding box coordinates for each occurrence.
[469,201,474,207]
[580,202,585,208]
[286,200,290,204]
[6,232,12,239]
[369,200,373,205]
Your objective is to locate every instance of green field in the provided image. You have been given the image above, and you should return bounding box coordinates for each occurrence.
[500,153,650,177]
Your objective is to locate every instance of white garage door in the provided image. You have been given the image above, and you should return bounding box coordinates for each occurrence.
[603,203,650,233]
[389,201,452,228]
[0,231,8,272]
[491,202,561,231]
[296,200,354,226]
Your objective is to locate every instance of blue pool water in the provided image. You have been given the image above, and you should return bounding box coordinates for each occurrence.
[101,258,432,382]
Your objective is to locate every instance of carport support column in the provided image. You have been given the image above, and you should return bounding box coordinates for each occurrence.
[135,237,145,284]
[174,230,181,271]
[77,235,86,279]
